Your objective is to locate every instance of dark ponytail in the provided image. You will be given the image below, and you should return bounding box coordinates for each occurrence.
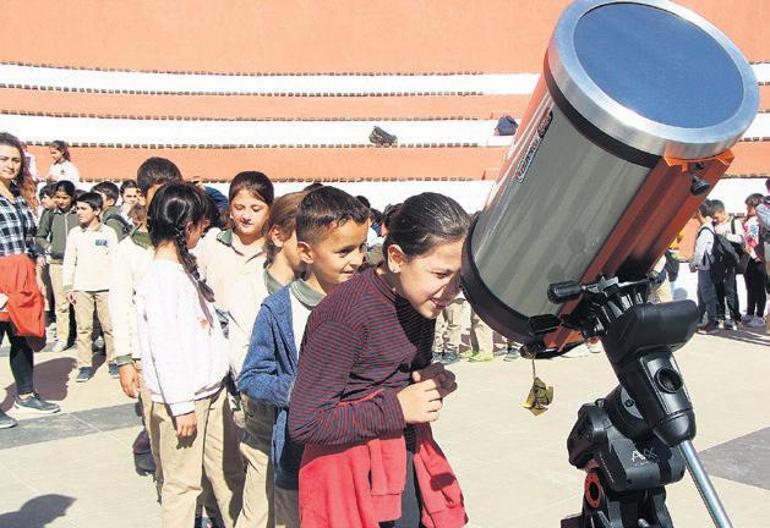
[148,182,215,302]
[383,192,469,262]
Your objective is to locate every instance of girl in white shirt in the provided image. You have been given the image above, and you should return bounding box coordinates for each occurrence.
[46,140,80,184]
[135,182,244,528]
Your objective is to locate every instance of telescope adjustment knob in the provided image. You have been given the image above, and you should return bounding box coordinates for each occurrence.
[548,281,583,304]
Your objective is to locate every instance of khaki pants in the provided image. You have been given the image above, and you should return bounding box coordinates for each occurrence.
[237,396,275,528]
[469,309,494,357]
[73,290,115,368]
[433,298,465,353]
[152,389,245,528]
[49,262,71,343]
[135,359,163,495]
[274,487,299,528]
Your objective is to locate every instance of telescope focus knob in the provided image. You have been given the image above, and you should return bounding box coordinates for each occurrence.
[548,281,583,304]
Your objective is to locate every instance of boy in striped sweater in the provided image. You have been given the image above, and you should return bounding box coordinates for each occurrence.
[238,186,369,528]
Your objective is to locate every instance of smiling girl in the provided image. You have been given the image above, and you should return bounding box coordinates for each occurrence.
[196,171,273,313]
[45,140,80,184]
[0,132,60,430]
[288,192,469,528]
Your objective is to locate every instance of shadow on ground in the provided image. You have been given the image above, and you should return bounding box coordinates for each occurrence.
[1,356,75,411]
[0,494,75,528]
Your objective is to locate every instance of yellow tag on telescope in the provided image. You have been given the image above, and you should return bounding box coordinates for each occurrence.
[523,376,554,416]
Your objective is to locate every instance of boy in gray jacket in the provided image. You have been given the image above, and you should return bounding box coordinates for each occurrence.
[690,200,719,334]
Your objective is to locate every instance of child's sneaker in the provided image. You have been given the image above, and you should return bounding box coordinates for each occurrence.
[14,393,60,414]
[76,367,94,383]
[503,346,521,362]
[723,320,738,331]
[50,340,68,353]
[698,322,720,335]
[586,339,604,354]
[468,353,494,363]
[0,408,17,429]
[748,316,765,328]
[561,344,589,358]
[108,363,120,379]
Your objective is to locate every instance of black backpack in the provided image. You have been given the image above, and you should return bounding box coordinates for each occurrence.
[728,217,751,274]
[700,226,740,280]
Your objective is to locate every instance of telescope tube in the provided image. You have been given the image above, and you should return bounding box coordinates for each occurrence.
[462,0,759,343]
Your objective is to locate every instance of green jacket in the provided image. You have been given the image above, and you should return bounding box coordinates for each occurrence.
[102,206,131,241]
[34,207,78,261]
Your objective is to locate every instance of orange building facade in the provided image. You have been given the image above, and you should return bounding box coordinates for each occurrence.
[1,0,768,183]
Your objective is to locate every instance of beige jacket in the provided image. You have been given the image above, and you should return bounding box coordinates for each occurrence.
[63,223,118,292]
[109,230,153,361]
[196,228,265,310]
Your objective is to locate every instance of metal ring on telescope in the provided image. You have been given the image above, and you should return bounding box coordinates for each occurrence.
[546,0,759,160]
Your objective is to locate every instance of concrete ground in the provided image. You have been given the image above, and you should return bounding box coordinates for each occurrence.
[0,326,768,528]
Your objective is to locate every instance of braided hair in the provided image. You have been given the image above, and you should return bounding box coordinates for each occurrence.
[147,182,215,302]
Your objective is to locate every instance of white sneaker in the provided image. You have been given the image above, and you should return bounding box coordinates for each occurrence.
[51,340,68,353]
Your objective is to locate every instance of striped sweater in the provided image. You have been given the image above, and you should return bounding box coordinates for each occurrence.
[288,267,435,446]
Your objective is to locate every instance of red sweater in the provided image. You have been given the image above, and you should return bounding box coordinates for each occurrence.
[299,422,467,528]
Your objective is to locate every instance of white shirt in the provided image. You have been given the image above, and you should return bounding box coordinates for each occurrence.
[290,292,313,354]
[109,234,153,360]
[62,224,118,291]
[135,260,229,416]
[47,160,80,184]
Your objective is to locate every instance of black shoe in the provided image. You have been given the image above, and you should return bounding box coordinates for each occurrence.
[698,323,720,335]
[76,366,94,383]
[0,408,17,429]
[14,393,61,414]
[108,363,120,379]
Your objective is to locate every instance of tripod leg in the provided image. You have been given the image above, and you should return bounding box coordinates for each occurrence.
[678,440,733,528]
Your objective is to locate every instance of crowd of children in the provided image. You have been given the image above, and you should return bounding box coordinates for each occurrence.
[690,190,770,334]
[4,130,770,528]
[0,132,471,528]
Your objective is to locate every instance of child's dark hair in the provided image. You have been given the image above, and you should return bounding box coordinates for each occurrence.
[92,181,120,205]
[746,193,764,208]
[296,187,369,243]
[76,191,103,212]
[265,191,308,264]
[383,193,469,262]
[382,203,402,231]
[54,180,76,198]
[356,195,371,209]
[698,199,714,218]
[203,192,226,230]
[39,182,57,200]
[120,179,139,195]
[147,182,214,302]
[229,171,274,206]
[49,140,71,161]
[0,132,31,201]
[136,157,182,195]
[709,199,725,214]
[303,182,323,192]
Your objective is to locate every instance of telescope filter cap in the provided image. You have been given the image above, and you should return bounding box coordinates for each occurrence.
[547,0,758,160]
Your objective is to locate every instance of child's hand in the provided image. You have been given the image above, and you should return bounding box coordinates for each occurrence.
[412,363,457,398]
[66,292,76,304]
[397,378,446,424]
[118,364,140,399]
[175,412,197,438]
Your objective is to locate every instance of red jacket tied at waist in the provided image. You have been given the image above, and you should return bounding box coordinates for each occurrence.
[0,254,45,338]
[299,423,467,528]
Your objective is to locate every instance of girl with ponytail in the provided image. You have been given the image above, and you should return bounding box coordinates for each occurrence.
[135,182,244,528]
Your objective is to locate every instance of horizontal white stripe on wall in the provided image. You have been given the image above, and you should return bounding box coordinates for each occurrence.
[1,114,510,147]
[1,113,767,148]
[0,64,538,95]
[0,63,767,96]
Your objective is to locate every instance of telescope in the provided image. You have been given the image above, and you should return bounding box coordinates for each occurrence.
[460,1,758,527]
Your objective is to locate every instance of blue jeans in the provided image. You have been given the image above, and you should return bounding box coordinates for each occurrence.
[697,269,718,325]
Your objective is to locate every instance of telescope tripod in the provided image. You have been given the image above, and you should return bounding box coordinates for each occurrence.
[534,276,733,528]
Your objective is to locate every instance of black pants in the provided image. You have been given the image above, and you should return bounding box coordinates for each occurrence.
[0,322,34,395]
[380,450,423,528]
[697,270,718,325]
[715,267,740,321]
[744,260,767,317]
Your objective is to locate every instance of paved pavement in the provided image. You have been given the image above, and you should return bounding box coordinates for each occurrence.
[0,326,768,527]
